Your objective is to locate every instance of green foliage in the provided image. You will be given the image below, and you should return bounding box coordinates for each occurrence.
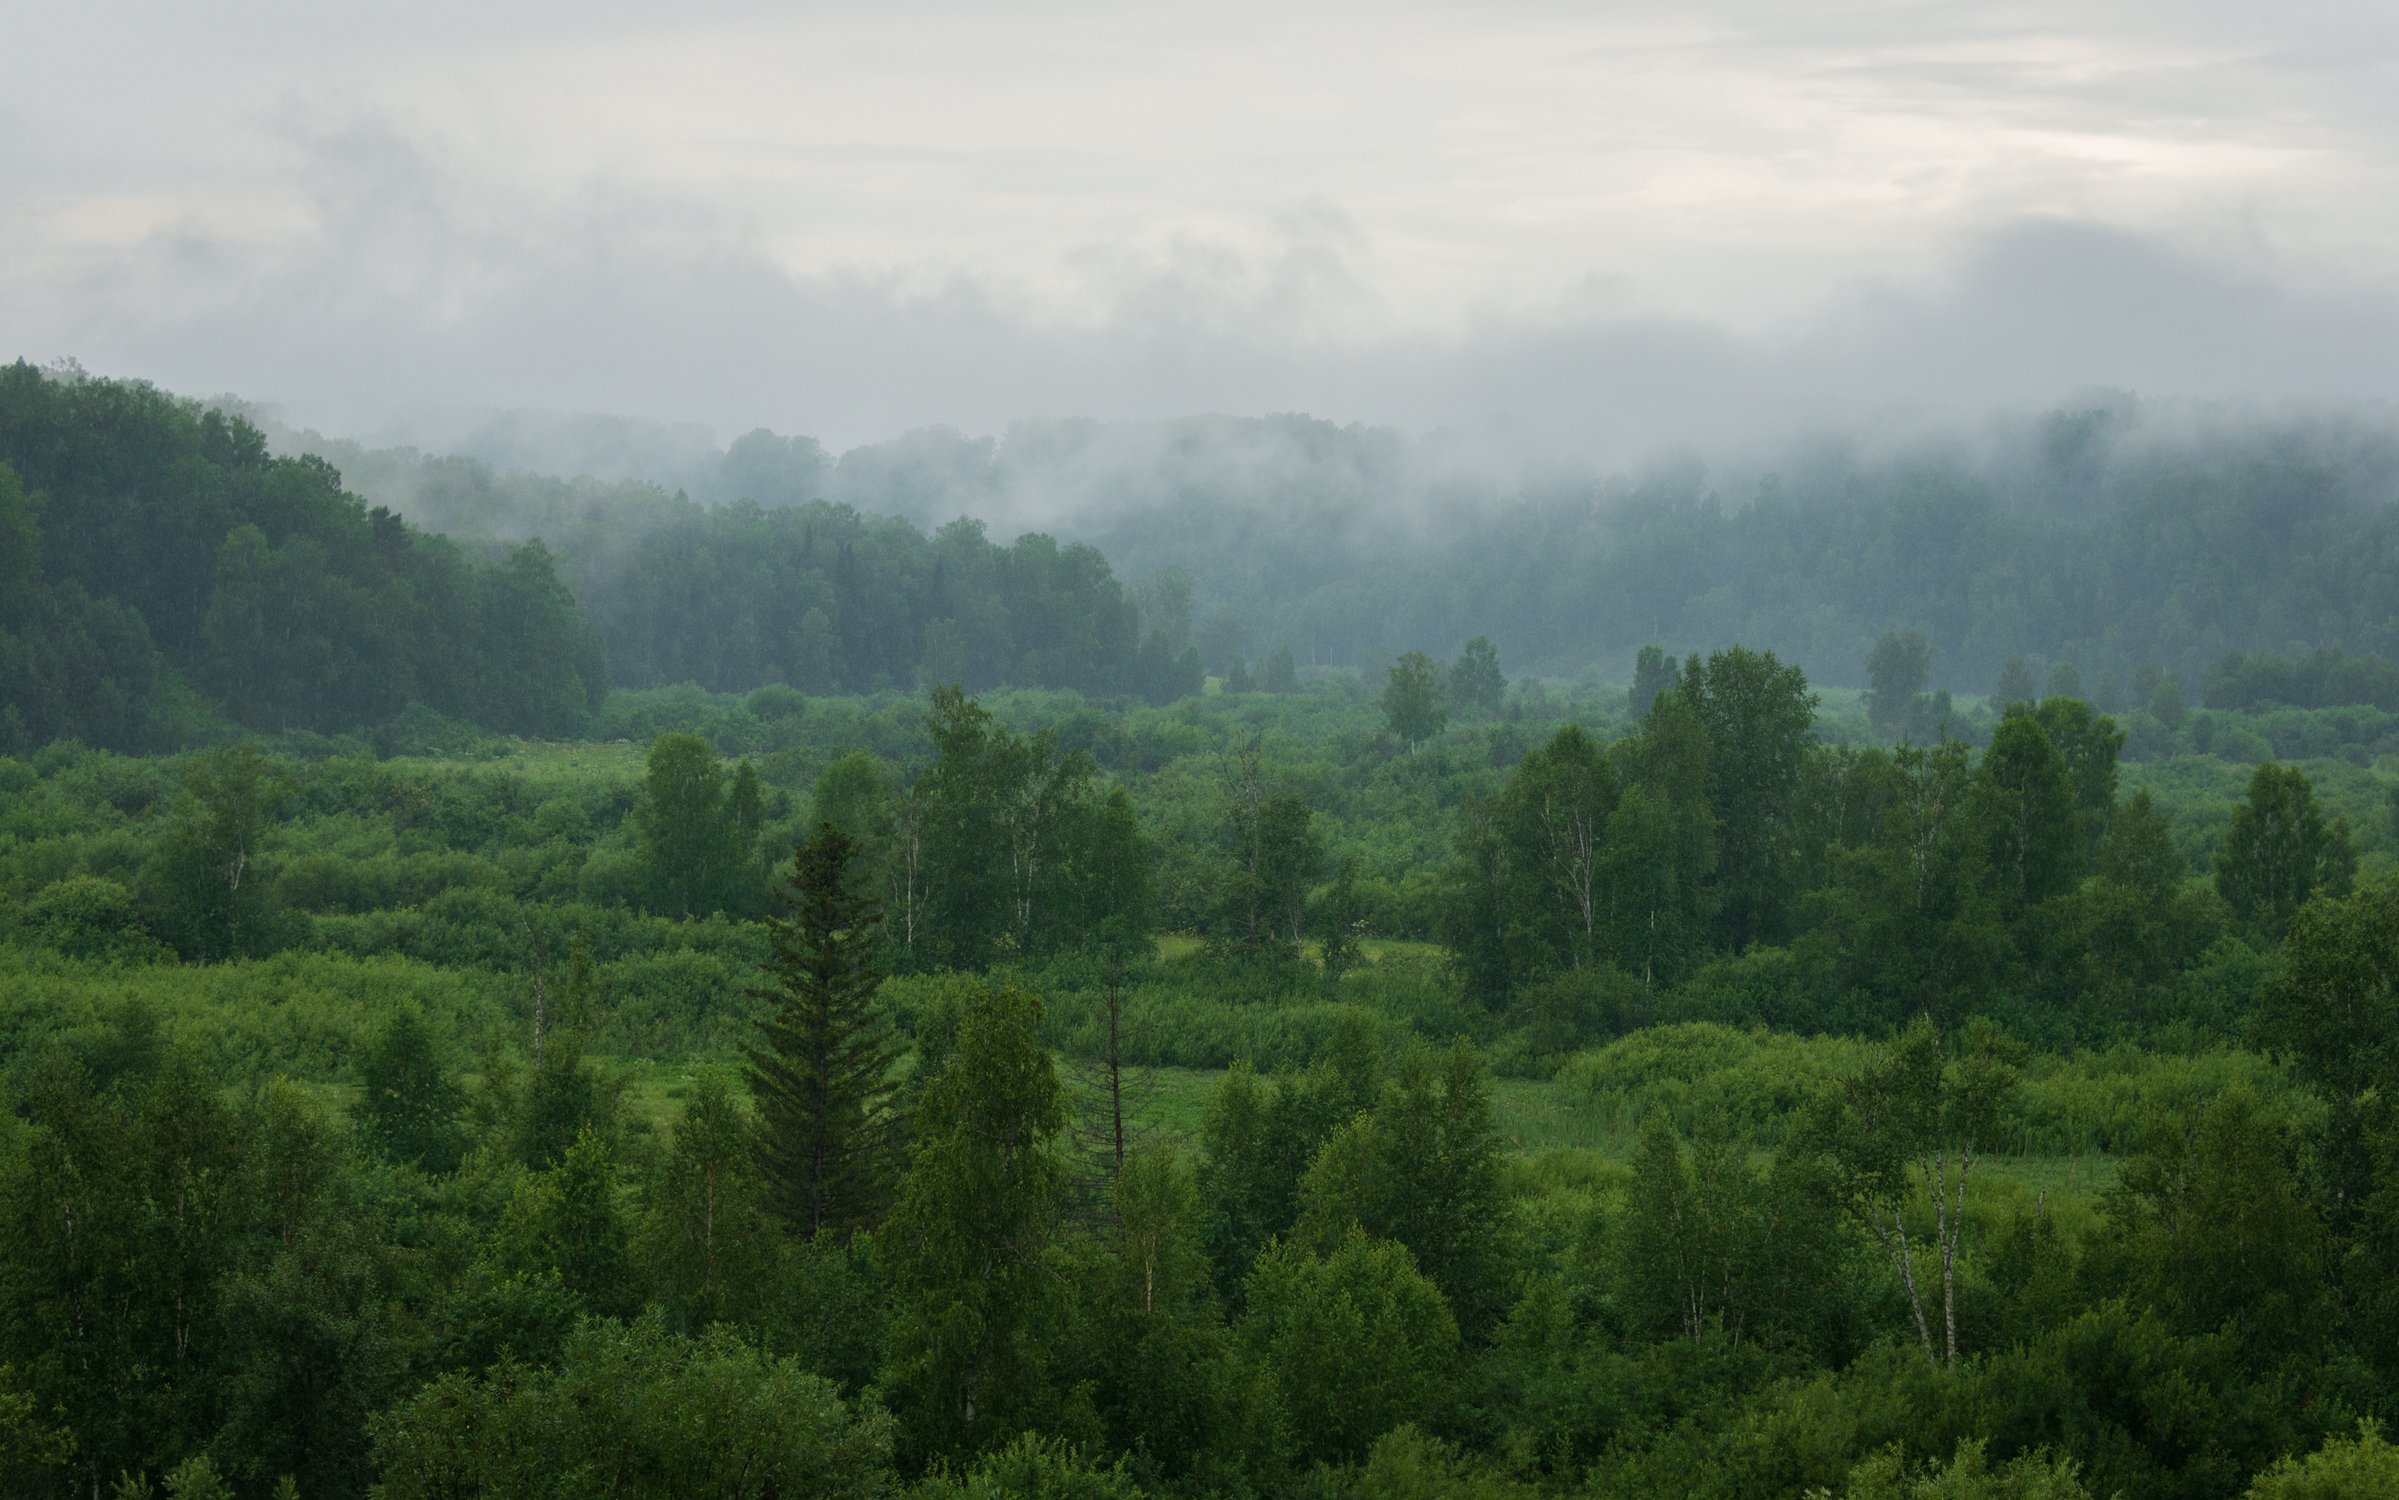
[370,1315,895,1499]
[2216,762,2356,941]
[1681,647,1818,950]
[354,1003,464,1172]
[1448,638,1507,715]
[1381,653,1448,752]
[914,1433,1149,1499]
[1866,631,1933,742]
[1811,1438,2090,1499]
[632,732,760,919]
[880,982,1073,1461]
[747,822,901,1239]
[1240,1231,1459,1467]
[0,364,602,744]
[637,1070,777,1333]
[1296,1041,1511,1335]
[2246,1422,2399,1499]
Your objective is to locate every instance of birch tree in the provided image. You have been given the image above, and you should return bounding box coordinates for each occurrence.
[1805,1015,2019,1366]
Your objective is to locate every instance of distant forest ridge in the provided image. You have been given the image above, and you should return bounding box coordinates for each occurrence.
[253,390,2399,702]
[0,363,1201,751]
[10,360,2399,753]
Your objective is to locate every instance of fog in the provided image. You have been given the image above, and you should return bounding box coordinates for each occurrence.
[8,1,2397,461]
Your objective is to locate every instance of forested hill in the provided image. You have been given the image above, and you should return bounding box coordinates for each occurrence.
[0,363,605,749]
[280,399,2399,701]
[0,364,1201,751]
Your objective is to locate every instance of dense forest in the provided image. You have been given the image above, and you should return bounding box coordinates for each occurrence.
[5,623,2399,1494]
[263,397,2399,703]
[9,364,2399,1496]
[0,364,1200,754]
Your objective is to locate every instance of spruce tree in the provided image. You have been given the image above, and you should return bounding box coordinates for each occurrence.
[746,822,900,1240]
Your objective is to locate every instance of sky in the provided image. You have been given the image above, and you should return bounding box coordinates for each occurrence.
[5,0,2397,452]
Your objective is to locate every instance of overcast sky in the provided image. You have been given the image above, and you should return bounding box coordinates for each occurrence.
[6,0,2396,450]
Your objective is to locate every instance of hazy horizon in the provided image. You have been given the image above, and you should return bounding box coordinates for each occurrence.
[9,1,2397,455]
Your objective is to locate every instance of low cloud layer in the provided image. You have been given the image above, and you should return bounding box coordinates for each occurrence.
[7,2,2397,454]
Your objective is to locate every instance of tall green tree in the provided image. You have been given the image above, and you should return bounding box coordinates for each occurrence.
[2216,762,2355,942]
[1866,630,1933,741]
[1239,1232,1459,1467]
[354,1004,464,1173]
[1448,637,1506,713]
[1603,692,1717,986]
[638,1072,777,1333]
[1973,710,2080,913]
[747,823,900,1241]
[1804,1017,2019,1366]
[880,983,1072,1461]
[1629,644,1680,718]
[1682,647,1818,950]
[1293,1042,1510,1336]
[1382,651,1448,752]
[146,740,286,961]
[632,732,749,919]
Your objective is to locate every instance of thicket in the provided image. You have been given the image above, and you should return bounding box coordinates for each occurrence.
[5,643,2399,1497]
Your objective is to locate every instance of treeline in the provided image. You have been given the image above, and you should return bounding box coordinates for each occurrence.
[0,363,603,747]
[250,409,1208,702]
[2205,645,2399,712]
[1,365,1211,751]
[1446,646,2361,1049]
[289,399,2399,698]
[562,506,1199,701]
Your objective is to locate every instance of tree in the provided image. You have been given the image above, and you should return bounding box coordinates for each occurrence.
[1682,647,1818,950]
[1293,1042,1510,1336]
[2033,696,2124,868]
[1382,651,1448,752]
[2112,1086,2330,1365]
[1804,1016,2019,1366]
[632,732,746,919]
[147,740,286,961]
[1494,725,1618,975]
[1619,1117,1842,1352]
[1629,645,1680,718]
[1261,646,1299,694]
[355,1005,464,1173]
[638,1071,776,1333]
[1064,1147,1250,1487]
[1239,1232,1458,1467]
[880,983,1072,1461]
[2245,1422,2399,1499]
[2216,762,2355,942]
[1448,637,1506,713]
[1995,657,2038,709]
[369,1316,895,1500]
[1218,746,1321,955]
[1866,630,1932,741]
[915,688,1021,968]
[747,823,900,1241]
[1602,693,1717,985]
[1973,710,2079,912]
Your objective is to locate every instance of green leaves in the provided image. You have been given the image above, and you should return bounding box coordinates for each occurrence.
[370,1315,896,1500]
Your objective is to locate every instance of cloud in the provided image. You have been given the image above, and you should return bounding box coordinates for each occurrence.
[5,116,2395,460]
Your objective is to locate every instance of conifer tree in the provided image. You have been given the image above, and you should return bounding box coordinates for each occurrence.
[747,822,900,1240]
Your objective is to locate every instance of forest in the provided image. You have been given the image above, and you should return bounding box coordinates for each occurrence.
[7,365,2399,1497]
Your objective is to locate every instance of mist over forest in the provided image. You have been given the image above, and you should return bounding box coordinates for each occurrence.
[251,387,2399,698]
[17,3,2399,1497]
